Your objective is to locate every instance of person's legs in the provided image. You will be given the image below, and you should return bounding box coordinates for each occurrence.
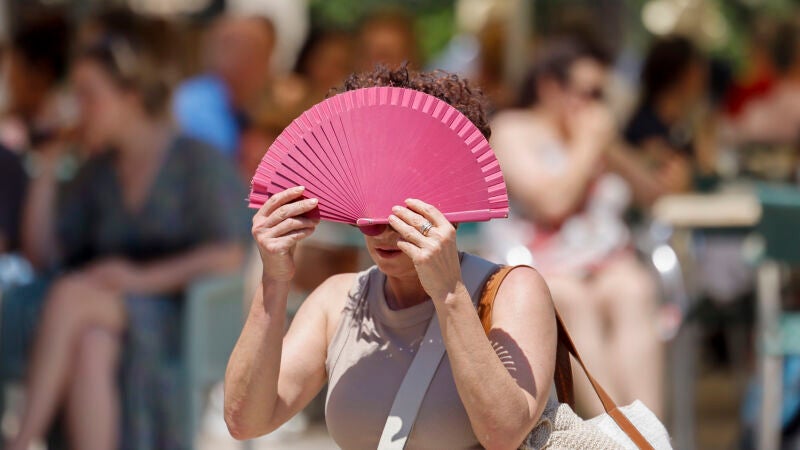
[546,274,609,416]
[592,255,663,418]
[8,274,126,450]
[65,328,122,450]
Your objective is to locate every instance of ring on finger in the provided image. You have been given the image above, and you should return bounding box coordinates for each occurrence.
[419,221,433,237]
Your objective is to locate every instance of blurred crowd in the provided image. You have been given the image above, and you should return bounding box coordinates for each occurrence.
[1,2,800,449]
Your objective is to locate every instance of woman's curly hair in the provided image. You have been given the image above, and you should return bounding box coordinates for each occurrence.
[332,64,491,139]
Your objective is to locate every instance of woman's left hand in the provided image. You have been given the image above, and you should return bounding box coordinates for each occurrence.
[83,258,143,292]
[389,199,463,302]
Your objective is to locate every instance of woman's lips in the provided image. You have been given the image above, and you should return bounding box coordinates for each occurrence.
[375,248,402,258]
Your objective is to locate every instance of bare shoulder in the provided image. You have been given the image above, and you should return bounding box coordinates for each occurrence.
[492,266,555,326]
[298,272,359,341]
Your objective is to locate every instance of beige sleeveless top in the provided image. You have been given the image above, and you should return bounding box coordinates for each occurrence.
[325,253,497,450]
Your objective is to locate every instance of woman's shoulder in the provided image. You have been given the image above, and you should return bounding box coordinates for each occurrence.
[489,110,551,151]
[302,270,369,342]
[492,265,553,316]
[490,109,545,132]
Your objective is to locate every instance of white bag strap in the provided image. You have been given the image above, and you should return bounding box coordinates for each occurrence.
[377,255,497,449]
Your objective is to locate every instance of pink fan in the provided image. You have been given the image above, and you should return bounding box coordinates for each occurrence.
[249,86,508,231]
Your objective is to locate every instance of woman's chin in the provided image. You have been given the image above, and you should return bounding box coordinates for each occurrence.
[371,253,414,275]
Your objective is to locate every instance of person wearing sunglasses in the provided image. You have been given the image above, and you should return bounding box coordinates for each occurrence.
[488,37,664,418]
[225,66,558,449]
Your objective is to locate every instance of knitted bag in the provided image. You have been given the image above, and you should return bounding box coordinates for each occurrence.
[478,265,672,450]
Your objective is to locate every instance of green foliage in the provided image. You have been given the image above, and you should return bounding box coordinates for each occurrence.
[308,0,456,63]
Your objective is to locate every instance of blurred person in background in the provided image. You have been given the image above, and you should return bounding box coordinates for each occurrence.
[0,14,72,153]
[356,8,420,71]
[0,14,70,278]
[294,29,355,104]
[240,28,355,179]
[489,38,663,417]
[729,21,800,144]
[10,20,249,450]
[173,15,276,159]
[624,35,710,185]
[0,144,26,254]
[723,19,777,120]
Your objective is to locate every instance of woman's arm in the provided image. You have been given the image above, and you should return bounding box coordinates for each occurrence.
[491,106,613,226]
[21,151,61,269]
[224,272,351,439]
[223,186,342,440]
[390,200,557,450]
[442,270,555,450]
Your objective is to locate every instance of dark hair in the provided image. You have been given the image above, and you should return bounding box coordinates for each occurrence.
[333,64,491,138]
[10,13,71,83]
[772,22,800,74]
[640,35,703,103]
[517,37,611,108]
[75,16,177,117]
[294,28,352,77]
[518,37,611,107]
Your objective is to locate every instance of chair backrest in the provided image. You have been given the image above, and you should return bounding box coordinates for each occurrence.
[183,273,246,447]
[757,183,800,264]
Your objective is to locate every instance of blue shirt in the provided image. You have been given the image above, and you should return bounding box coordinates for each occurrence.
[173,75,239,157]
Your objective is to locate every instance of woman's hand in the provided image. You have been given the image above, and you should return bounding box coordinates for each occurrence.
[83,258,143,292]
[252,186,319,282]
[389,199,463,302]
[569,102,616,157]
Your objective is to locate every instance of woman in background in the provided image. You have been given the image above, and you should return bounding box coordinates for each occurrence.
[490,38,663,417]
[11,20,249,450]
[624,35,709,183]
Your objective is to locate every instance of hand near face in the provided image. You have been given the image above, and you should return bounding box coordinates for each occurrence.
[389,199,463,302]
[252,186,320,282]
[569,102,616,155]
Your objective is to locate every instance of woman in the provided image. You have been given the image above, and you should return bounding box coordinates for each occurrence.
[489,39,663,417]
[224,67,557,449]
[624,35,709,181]
[10,25,249,450]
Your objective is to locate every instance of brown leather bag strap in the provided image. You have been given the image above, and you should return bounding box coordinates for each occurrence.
[478,265,655,450]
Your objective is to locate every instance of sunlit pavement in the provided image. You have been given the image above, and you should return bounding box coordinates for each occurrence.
[198,422,338,450]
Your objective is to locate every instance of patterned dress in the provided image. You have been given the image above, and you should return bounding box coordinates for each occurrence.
[17,135,250,449]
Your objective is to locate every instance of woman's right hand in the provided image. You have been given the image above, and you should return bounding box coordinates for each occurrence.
[252,186,320,282]
[570,103,616,156]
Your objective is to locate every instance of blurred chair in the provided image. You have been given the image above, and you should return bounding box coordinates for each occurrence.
[754,184,800,450]
[0,272,245,449]
[182,273,244,448]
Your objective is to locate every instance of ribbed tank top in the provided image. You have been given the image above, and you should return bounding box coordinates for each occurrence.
[324,253,498,449]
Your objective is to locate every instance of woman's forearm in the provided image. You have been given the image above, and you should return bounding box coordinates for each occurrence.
[21,165,60,269]
[136,242,244,294]
[224,278,289,439]
[434,285,537,450]
[515,144,601,225]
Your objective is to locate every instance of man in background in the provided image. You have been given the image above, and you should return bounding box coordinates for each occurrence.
[173,15,275,157]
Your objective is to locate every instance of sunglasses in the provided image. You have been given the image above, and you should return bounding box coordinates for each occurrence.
[571,86,605,101]
[353,223,390,236]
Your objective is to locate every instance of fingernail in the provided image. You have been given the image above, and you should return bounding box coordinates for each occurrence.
[391,205,401,212]
[310,198,318,204]
[296,186,305,191]
[388,214,397,221]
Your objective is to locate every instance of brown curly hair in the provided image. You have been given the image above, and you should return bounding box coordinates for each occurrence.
[332,64,491,139]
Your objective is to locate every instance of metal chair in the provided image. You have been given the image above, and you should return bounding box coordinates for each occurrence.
[755,183,800,450]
